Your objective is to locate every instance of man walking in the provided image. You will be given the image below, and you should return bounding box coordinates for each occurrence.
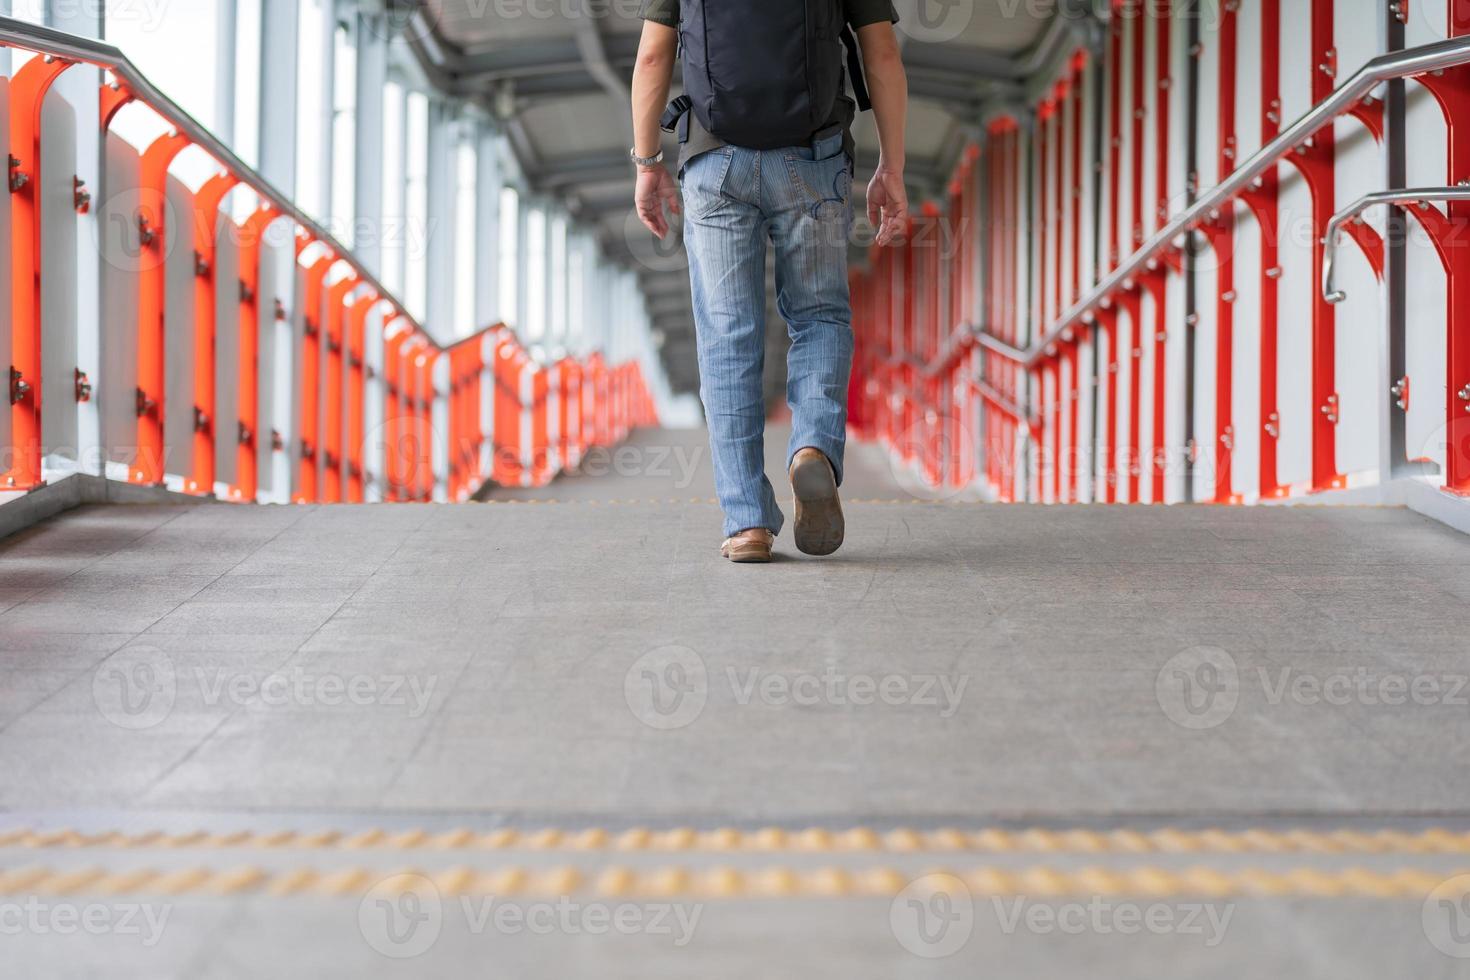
[631,0,908,562]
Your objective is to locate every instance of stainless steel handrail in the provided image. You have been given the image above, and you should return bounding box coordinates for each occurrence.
[1322,186,1470,303]
[1017,33,1470,368]
[974,329,1028,364]
[0,17,502,356]
[874,323,1028,379]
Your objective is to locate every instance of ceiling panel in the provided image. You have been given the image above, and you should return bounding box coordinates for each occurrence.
[519,92,629,158]
[903,0,1057,51]
[426,0,645,49]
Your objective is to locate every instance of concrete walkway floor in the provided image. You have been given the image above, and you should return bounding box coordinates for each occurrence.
[2,426,1469,977]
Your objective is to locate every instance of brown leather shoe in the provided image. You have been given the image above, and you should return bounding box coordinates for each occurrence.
[720,528,774,563]
[789,447,844,556]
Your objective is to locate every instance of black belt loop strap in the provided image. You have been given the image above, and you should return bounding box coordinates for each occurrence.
[841,26,872,112]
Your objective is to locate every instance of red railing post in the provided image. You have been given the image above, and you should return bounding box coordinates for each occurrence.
[322,275,357,502]
[345,294,375,503]
[3,55,71,491]
[188,172,239,497]
[231,205,278,502]
[295,251,332,502]
[132,130,190,486]
[1414,55,1470,495]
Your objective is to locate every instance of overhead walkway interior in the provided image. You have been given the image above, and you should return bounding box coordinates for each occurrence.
[1,2,1470,977]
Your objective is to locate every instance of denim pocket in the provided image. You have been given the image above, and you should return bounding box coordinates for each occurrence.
[786,150,853,219]
[680,147,735,219]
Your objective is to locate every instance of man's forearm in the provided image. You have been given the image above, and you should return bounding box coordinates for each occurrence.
[631,25,677,160]
[859,26,907,171]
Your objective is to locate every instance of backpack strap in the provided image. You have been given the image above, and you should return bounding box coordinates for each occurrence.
[841,26,872,113]
[660,95,693,143]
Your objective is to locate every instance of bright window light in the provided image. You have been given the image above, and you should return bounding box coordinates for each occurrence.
[499,187,520,329]
[526,206,546,340]
[331,21,357,246]
[381,81,406,295]
[294,0,326,220]
[233,0,262,168]
[405,91,430,323]
[550,214,568,340]
[454,137,478,337]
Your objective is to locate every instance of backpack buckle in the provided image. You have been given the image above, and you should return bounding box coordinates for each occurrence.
[659,95,693,134]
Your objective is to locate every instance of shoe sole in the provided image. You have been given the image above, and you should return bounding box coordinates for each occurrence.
[791,456,844,557]
[721,544,772,563]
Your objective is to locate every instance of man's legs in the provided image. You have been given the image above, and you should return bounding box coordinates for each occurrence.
[765,135,855,482]
[682,147,785,538]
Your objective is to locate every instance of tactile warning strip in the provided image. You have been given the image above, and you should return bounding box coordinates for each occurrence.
[4,827,1470,854]
[0,864,1461,899]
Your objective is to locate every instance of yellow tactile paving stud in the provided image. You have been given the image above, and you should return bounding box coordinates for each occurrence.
[5,826,1470,855]
[0,864,1463,901]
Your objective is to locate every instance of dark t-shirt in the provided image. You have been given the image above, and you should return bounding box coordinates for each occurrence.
[639,0,898,170]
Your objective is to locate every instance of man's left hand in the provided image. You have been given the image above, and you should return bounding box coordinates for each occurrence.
[635,166,681,239]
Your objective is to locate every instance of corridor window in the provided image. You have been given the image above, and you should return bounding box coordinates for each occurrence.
[8,0,43,23]
[525,205,547,341]
[105,0,218,131]
[454,137,478,338]
[330,19,357,246]
[567,239,586,349]
[294,0,327,219]
[404,91,430,323]
[499,187,520,330]
[550,214,568,340]
[381,82,406,296]
[233,0,263,168]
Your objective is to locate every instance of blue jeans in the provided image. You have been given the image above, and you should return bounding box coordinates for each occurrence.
[681,131,855,538]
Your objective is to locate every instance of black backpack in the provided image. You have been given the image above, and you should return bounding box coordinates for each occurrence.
[661,0,871,150]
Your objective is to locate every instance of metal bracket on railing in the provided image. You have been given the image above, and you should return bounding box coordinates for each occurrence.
[74,369,91,403]
[72,176,90,213]
[1323,187,1470,302]
[1391,377,1411,411]
[194,407,210,433]
[8,155,28,193]
[10,368,30,405]
[1321,393,1341,425]
[194,251,210,278]
[134,387,155,417]
[239,280,255,304]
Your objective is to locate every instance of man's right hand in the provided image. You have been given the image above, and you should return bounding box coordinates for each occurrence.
[635,166,681,240]
[866,167,908,247]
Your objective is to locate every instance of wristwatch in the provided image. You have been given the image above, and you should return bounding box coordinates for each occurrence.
[629,147,664,168]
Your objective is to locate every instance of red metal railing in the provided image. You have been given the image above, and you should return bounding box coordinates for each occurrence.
[0,22,657,504]
[851,1,1470,507]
